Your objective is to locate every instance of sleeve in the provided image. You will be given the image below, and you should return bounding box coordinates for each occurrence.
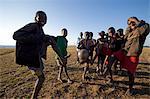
[137,23,150,36]
[48,36,64,58]
[77,40,82,49]
[13,23,39,43]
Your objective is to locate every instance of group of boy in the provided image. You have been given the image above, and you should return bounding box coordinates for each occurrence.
[76,17,149,94]
[13,11,71,98]
[13,10,149,98]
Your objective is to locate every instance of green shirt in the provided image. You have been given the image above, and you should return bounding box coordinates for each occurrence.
[56,36,68,56]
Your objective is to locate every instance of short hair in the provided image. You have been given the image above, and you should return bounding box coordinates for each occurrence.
[108,27,115,34]
[89,32,93,37]
[101,31,105,34]
[130,16,139,21]
[36,11,46,17]
[61,28,67,33]
[35,11,47,21]
[117,28,124,36]
[99,31,105,35]
[80,32,83,36]
[127,16,139,25]
[84,31,89,37]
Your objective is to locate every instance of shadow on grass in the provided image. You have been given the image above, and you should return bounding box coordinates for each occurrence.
[67,66,83,72]
[83,81,150,96]
[139,62,150,65]
[115,70,150,79]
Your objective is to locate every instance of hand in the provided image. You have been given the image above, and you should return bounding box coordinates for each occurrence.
[59,57,67,65]
[65,53,71,58]
[62,58,67,65]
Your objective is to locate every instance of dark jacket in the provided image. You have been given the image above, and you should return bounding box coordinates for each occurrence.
[13,22,47,68]
[123,21,150,56]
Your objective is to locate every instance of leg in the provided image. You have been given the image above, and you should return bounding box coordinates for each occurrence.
[128,71,135,91]
[90,52,94,65]
[31,72,45,99]
[103,55,117,81]
[125,71,135,95]
[82,62,89,80]
[76,50,80,64]
[93,53,98,64]
[30,58,45,99]
[58,65,63,82]
[112,60,118,74]
[96,55,101,73]
[63,65,72,83]
[56,58,63,82]
[100,54,106,73]
[102,55,108,74]
[56,59,60,70]
[113,60,118,71]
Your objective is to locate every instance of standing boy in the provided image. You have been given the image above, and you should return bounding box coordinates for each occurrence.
[76,32,83,63]
[56,28,72,83]
[13,11,65,98]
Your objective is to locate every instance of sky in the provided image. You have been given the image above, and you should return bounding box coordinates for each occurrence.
[0,0,150,46]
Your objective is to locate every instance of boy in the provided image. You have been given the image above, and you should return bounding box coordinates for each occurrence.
[56,28,72,83]
[88,32,96,64]
[93,31,106,74]
[78,31,91,80]
[105,17,149,94]
[76,32,83,63]
[13,11,65,98]
[102,27,117,80]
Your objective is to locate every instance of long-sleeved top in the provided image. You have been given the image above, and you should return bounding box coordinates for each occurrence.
[123,21,150,56]
[13,22,46,67]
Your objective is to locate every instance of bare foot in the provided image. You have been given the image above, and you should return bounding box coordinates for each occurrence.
[82,75,85,81]
[57,78,63,83]
[67,79,73,84]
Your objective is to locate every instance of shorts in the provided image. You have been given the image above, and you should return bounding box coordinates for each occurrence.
[113,50,139,74]
[28,58,44,76]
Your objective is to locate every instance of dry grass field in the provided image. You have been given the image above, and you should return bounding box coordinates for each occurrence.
[0,46,150,98]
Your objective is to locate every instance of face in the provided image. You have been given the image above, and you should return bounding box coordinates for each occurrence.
[128,20,137,30]
[108,29,113,37]
[99,32,104,37]
[127,17,139,30]
[84,33,89,39]
[61,29,68,37]
[35,14,47,26]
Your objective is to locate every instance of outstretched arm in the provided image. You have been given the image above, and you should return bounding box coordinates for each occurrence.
[46,35,66,64]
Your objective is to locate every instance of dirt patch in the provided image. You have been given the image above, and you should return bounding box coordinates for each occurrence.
[0,47,150,98]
